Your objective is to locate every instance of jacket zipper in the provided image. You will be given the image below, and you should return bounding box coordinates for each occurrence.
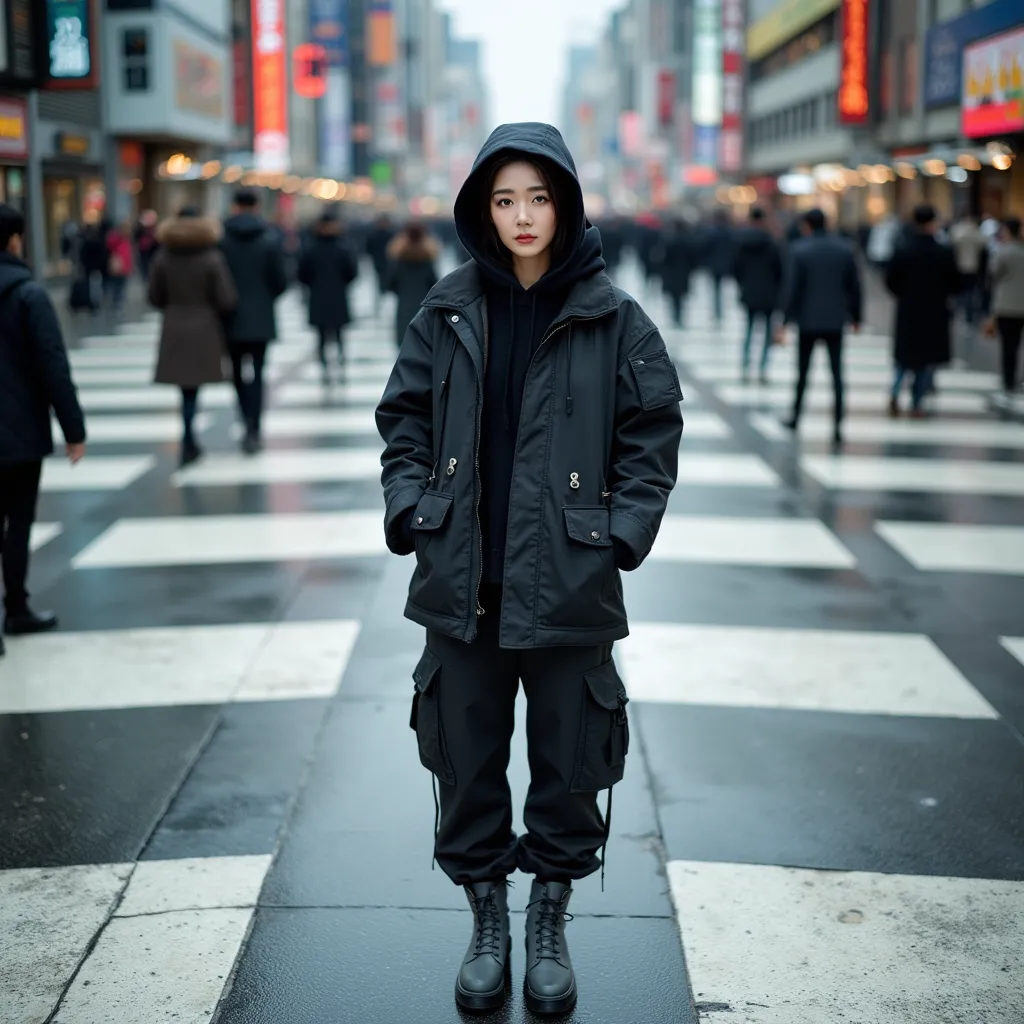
[471,309,488,628]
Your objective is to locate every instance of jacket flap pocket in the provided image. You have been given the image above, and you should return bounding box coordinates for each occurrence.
[583,659,628,710]
[563,506,613,547]
[411,490,454,532]
[412,648,442,693]
[629,352,683,411]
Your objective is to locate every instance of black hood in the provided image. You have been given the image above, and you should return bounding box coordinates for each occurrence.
[454,122,604,293]
[223,213,269,240]
[0,252,32,292]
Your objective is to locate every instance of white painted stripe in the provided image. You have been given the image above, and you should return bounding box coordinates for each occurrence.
[73,511,386,568]
[692,363,1000,390]
[0,863,132,1023]
[667,861,1024,1023]
[116,856,272,917]
[275,380,387,406]
[1000,637,1024,669]
[258,407,379,438]
[652,516,856,569]
[173,448,383,487]
[681,411,732,439]
[749,412,1024,448]
[40,455,156,492]
[716,383,988,414]
[620,622,997,718]
[803,455,1024,496]
[676,454,780,486]
[30,522,62,552]
[56,413,214,444]
[876,522,1024,575]
[0,620,360,713]
[70,366,156,386]
[78,384,236,411]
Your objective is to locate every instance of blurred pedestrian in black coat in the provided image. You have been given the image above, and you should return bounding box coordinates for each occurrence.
[732,207,783,382]
[383,221,439,348]
[365,214,395,312]
[298,212,358,380]
[659,218,698,327]
[703,211,735,325]
[885,204,961,417]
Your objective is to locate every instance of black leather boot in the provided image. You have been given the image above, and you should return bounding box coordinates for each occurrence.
[5,608,58,635]
[455,881,511,1012]
[524,880,577,1015]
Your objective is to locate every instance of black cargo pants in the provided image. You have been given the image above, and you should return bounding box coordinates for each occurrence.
[410,587,630,886]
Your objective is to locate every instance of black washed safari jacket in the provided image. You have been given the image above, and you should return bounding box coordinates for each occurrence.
[376,261,684,649]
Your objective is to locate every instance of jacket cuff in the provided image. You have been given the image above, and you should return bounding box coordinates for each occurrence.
[610,510,654,571]
[385,484,425,555]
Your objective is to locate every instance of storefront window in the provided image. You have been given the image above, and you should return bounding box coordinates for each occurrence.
[42,177,107,276]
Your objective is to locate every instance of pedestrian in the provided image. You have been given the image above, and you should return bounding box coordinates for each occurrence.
[866,212,900,274]
[659,217,697,328]
[703,209,735,325]
[75,222,107,312]
[134,209,160,283]
[949,215,986,326]
[732,206,783,383]
[365,213,395,314]
[988,215,1024,398]
[884,204,961,418]
[220,189,288,454]
[383,220,439,349]
[376,123,683,1017]
[780,208,863,447]
[0,203,86,656]
[297,211,358,381]
[105,222,133,313]
[148,206,238,466]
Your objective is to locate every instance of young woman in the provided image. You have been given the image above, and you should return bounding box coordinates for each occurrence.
[298,211,358,382]
[376,123,683,1016]
[150,207,237,466]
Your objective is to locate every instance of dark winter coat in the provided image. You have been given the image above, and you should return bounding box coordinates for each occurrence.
[885,232,961,371]
[0,253,85,465]
[660,229,698,298]
[220,213,288,343]
[782,230,863,333]
[376,122,684,649]
[298,223,358,328]
[150,217,237,388]
[366,223,395,279]
[384,234,439,346]
[703,223,735,277]
[733,227,783,314]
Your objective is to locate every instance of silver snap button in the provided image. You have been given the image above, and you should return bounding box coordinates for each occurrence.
[447,457,458,476]
[569,472,580,490]
[451,314,460,323]
[591,531,601,541]
[416,516,424,525]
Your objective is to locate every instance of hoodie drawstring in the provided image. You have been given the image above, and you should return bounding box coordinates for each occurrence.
[565,323,574,417]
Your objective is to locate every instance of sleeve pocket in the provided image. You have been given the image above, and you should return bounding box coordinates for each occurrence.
[629,352,683,411]
[411,490,454,532]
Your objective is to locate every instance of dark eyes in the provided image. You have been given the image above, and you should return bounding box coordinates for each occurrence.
[495,195,550,207]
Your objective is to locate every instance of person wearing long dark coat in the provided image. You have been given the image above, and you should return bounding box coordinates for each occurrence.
[365,214,395,313]
[298,212,358,381]
[659,218,698,327]
[383,221,439,347]
[150,208,238,465]
[732,207,783,383]
[885,204,961,417]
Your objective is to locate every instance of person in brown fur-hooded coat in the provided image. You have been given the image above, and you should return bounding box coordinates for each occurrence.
[384,222,440,347]
[150,206,238,466]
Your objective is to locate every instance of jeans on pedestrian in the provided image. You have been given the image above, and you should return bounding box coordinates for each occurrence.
[742,310,773,377]
[106,275,126,311]
[0,460,43,616]
[666,291,685,327]
[230,341,268,437]
[317,326,343,367]
[891,364,933,409]
[792,330,844,427]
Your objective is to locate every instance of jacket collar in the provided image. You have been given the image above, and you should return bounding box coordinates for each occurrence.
[422,261,618,323]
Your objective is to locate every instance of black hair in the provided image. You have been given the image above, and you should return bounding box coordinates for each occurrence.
[476,153,571,268]
[1005,216,1022,239]
[233,189,259,209]
[178,205,202,219]
[803,208,826,232]
[0,203,25,250]
[912,203,937,227]
[750,206,766,222]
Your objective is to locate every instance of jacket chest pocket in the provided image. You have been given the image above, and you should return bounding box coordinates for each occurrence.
[411,490,454,564]
[409,648,455,785]
[571,659,629,793]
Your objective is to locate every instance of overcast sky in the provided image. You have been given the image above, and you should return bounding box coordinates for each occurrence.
[439,0,625,130]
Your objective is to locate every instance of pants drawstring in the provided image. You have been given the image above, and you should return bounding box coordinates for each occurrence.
[431,774,441,872]
[599,786,614,892]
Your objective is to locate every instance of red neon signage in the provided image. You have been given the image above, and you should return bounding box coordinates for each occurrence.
[252,0,289,171]
[838,0,870,125]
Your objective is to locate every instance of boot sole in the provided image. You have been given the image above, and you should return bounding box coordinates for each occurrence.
[454,949,511,1013]
[523,978,578,1016]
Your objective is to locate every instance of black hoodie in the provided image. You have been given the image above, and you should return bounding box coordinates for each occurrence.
[220,213,288,343]
[453,123,606,583]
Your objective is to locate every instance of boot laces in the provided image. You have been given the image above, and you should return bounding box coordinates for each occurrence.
[527,895,574,963]
[470,889,504,959]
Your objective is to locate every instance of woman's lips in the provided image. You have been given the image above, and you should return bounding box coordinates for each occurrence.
[515,235,537,244]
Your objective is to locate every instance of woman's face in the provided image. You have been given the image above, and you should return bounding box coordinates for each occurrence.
[490,161,556,260]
